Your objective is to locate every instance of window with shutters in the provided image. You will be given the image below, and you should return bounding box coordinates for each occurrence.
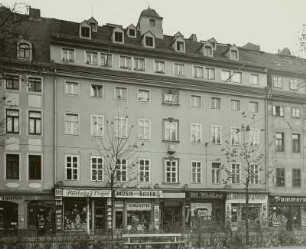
[272,105,284,117]
[65,113,79,135]
[90,84,103,98]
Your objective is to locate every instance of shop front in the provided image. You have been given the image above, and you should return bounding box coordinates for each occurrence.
[185,191,225,230]
[225,192,268,231]
[54,188,111,234]
[114,189,162,232]
[269,195,306,230]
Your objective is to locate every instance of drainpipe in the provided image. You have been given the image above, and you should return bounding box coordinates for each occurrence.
[53,68,57,186]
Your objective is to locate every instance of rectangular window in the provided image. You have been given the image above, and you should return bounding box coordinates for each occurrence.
[134,57,145,71]
[232,163,240,184]
[154,60,165,73]
[28,76,42,92]
[100,53,112,67]
[115,87,127,100]
[206,68,215,80]
[231,50,238,60]
[65,155,79,181]
[114,31,123,43]
[191,161,202,183]
[90,84,103,98]
[250,74,259,85]
[65,81,79,96]
[221,70,231,82]
[5,74,19,90]
[249,101,258,113]
[91,115,104,137]
[292,134,301,153]
[116,159,127,182]
[81,26,90,38]
[137,89,150,102]
[149,19,155,27]
[6,154,19,180]
[231,99,240,111]
[163,90,179,105]
[273,76,282,88]
[232,72,242,83]
[165,159,178,183]
[138,118,151,140]
[211,97,221,110]
[289,79,298,90]
[85,51,98,65]
[193,66,204,79]
[212,162,220,184]
[250,164,259,184]
[114,117,128,138]
[163,119,179,141]
[176,41,185,52]
[120,56,132,70]
[190,95,201,108]
[62,48,75,62]
[6,109,19,134]
[249,128,260,146]
[204,46,213,56]
[174,63,184,76]
[275,132,284,152]
[139,158,150,182]
[291,107,300,118]
[231,128,240,145]
[276,168,285,187]
[65,113,79,135]
[28,155,42,180]
[190,123,202,143]
[145,36,154,47]
[272,105,284,117]
[292,169,301,188]
[91,156,103,181]
[29,111,42,135]
[211,125,221,145]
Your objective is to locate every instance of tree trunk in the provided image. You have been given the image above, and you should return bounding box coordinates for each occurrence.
[245,186,249,245]
[110,174,115,246]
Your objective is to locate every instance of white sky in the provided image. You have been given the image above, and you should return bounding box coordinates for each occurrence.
[2,0,306,54]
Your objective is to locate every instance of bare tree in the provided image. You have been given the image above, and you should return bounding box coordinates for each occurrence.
[92,116,144,240]
[220,113,265,245]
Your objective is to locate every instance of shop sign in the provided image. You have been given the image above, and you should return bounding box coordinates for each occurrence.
[55,188,63,197]
[0,196,22,201]
[127,202,151,211]
[190,203,212,221]
[187,191,224,199]
[115,190,162,198]
[227,193,267,203]
[272,196,306,203]
[63,189,111,198]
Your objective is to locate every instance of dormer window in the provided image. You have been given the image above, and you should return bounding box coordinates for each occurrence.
[149,19,155,27]
[87,17,98,33]
[127,24,137,38]
[146,37,154,47]
[81,26,90,38]
[112,27,124,44]
[129,29,136,37]
[176,41,185,52]
[204,45,213,57]
[18,42,32,60]
[231,50,238,60]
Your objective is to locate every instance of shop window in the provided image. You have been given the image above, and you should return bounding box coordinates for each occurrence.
[115,211,123,229]
[27,201,53,231]
[64,200,87,230]
[127,206,151,231]
[0,202,18,231]
[241,205,260,222]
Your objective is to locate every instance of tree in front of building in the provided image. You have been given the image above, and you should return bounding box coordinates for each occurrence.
[92,115,144,240]
[220,113,265,245]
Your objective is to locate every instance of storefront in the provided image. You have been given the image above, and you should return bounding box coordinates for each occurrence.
[269,195,306,229]
[185,191,225,230]
[114,189,162,232]
[225,192,268,230]
[54,188,111,233]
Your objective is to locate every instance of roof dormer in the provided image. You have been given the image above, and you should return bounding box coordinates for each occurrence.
[172,32,185,53]
[200,41,214,57]
[141,31,155,48]
[208,38,217,50]
[137,7,163,39]
[225,45,239,61]
[87,17,98,32]
[17,37,32,61]
[127,24,137,38]
[112,27,124,44]
[79,20,91,39]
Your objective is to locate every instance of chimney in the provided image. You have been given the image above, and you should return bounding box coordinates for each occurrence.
[243,42,260,51]
[189,34,197,42]
[29,7,41,21]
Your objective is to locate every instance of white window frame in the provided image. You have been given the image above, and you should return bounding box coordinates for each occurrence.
[144,35,155,48]
[91,156,104,181]
[6,108,20,134]
[250,164,259,185]
[211,125,222,145]
[272,105,284,117]
[154,60,165,74]
[249,128,260,146]
[164,119,179,141]
[163,90,179,105]
[27,75,43,93]
[65,113,79,136]
[190,95,201,108]
[138,118,151,140]
[120,56,132,70]
[116,158,127,182]
[91,114,104,137]
[90,84,103,98]
[273,76,282,88]
[61,47,75,63]
[65,81,79,96]
[231,99,240,111]
[5,153,20,180]
[173,62,185,76]
[211,97,221,110]
[230,127,241,145]
[114,116,128,138]
[5,74,20,90]
[137,89,151,102]
[231,163,240,184]
[114,30,124,44]
[190,123,202,144]
[100,53,112,67]
[289,79,298,91]
[164,158,179,183]
[115,86,128,100]
[175,40,185,53]
[193,65,204,79]
[134,57,146,72]
[191,161,202,184]
[212,162,221,184]
[206,67,215,80]
[139,158,151,182]
[292,107,300,118]
[28,110,42,135]
[85,51,98,65]
[249,74,259,85]
[65,155,79,181]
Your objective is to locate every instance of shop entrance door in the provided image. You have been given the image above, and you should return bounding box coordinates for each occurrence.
[0,201,18,234]
[161,204,182,232]
[94,203,106,231]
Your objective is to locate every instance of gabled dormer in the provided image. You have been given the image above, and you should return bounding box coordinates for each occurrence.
[172,32,185,53]
[79,20,91,39]
[127,24,137,38]
[200,41,214,57]
[17,36,32,61]
[112,27,124,44]
[225,44,239,61]
[141,31,155,48]
[87,17,98,32]
[137,7,163,39]
[208,38,217,50]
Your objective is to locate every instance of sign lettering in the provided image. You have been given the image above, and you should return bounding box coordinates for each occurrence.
[63,189,111,198]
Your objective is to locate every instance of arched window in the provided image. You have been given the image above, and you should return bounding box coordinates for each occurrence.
[18,42,31,60]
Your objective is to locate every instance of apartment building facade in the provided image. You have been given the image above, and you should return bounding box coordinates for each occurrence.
[0,6,305,234]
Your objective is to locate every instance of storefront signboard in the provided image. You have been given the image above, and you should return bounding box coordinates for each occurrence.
[0,195,23,201]
[63,189,111,198]
[271,196,306,203]
[127,203,152,211]
[187,191,224,199]
[115,190,162,198]
[226,193,267,203]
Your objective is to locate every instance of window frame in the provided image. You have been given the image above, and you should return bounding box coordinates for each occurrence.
[85,51,98,65]
[65,81,80,96]
[5,153,20,180]
[137,89,151,102]
[175,41,185,53]
[191,161,202,184]
[272,105,284,117]
[211,97,221,110]
[114,116,128,138]
[65,155,79,181]
[90,84,103,98]
[249,101,259,113]
[116,158,127,182]
[173,62,185,76]
[292,168,301,188]
[17,41,32,60]
[163,118,179,142]
[212,162,221,184]
[163,89,179,105]
[91,114,104,137]
[206,67,215,80]
[273,76,282,88]
[61,47,75,63]
[276,168,285,187]
[138,118,151,140]
[28,110,42,135]
[65,113,80,136]
[231,163,240,184]
[120,56,132,70]
[275,132,285,152]
[192,65,204,79]
[249,74,259,85]
[134,57,146,72]
[100,53,112,67]
[114,86,128,100]
[6,108,20,134]
[211,125,222,145]
[190,123,202,144]
[139,158,151,183]
[5,74,20,90]
[231,99,240,111]
[291,107,300,118]
[28,154,42,180]
[114,31,124,44]
[292,133,301,153]
[154,60,165,74]
[164,158,179,183]
[27,76,43,93]
[91,156,104,181]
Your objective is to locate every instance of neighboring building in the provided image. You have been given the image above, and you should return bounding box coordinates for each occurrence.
[1,6,306,234]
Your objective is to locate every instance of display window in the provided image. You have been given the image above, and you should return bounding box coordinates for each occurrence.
[127,211,151,231]
[0,202,18,232]
[64,200,88,230]
[269,205,306,228]
[27,201,54,232]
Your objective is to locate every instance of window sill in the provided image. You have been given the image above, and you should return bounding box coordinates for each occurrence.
[154,71,165,74]
[162,140,180,143]
[162,102,180,106]
[162,182,180,185]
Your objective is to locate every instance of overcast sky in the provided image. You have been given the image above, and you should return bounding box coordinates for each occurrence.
[2,0,306,54]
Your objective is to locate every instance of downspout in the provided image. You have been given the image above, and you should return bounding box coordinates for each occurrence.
[53,68,57,185]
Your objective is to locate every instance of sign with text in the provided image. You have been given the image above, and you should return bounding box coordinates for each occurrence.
[226,193,267,203]
[272,196,306,203]
[63,189,111,198]
[115,190,162,198]
[127,203,152,211]
[187,191,224,199]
